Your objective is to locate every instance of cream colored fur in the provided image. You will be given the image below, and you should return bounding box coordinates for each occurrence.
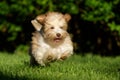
[29,12,73,66]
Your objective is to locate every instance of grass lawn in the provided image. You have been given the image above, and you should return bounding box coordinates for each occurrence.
[0,52,120,80]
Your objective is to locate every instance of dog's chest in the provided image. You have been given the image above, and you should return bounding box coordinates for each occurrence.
[43,43,65,55]
[39,40,67,56]
[38,35,73,60]
[47,45,68,60]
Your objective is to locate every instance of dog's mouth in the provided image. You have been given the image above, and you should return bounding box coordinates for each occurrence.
[53,38,62,42]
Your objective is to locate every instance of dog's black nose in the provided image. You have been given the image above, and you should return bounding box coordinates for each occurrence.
[56,33,61,37]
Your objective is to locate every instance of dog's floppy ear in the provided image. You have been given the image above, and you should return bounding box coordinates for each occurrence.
[36,14,46,24]
[31,14,46,31]
[64,14,71,22]
[31,19,42,31]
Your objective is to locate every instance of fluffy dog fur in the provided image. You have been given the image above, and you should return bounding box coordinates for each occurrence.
[29,12,73,66]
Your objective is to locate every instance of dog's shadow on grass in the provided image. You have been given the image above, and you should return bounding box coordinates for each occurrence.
[0,61,51,80]
[0,71,29,80]
[23,61,51,68]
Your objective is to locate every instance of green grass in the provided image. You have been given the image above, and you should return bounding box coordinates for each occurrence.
[0,52,120,80]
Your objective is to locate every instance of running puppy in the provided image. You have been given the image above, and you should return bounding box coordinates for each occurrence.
[29,12,73,66]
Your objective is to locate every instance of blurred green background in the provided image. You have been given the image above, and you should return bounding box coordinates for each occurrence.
[0,0,120,56]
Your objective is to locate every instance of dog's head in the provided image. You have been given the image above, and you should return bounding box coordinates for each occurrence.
[31,12,71,45]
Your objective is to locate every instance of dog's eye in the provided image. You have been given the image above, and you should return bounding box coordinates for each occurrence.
[50,27,54,29]
[60,27,63,29]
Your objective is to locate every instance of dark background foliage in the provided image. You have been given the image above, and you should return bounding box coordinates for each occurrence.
[0,0,120,56]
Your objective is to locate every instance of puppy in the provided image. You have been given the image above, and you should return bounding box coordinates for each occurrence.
[29,12,73,66]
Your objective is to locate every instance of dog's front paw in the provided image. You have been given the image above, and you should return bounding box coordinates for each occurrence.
[47,55,53,61]
[60,55,67,61]
[59,51,72,61]
[46,55,56,62]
